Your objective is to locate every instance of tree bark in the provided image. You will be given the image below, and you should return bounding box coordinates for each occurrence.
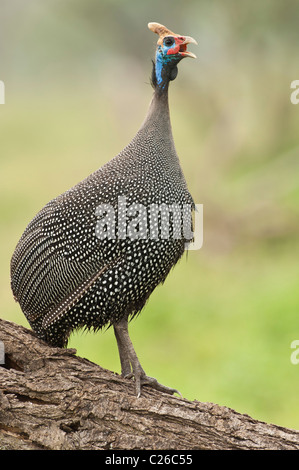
[0,318,298,451]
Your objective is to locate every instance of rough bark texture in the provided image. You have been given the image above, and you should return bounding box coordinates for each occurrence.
[0,318,298,450]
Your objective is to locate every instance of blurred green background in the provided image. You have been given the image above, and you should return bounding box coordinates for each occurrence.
[1,0,299,430]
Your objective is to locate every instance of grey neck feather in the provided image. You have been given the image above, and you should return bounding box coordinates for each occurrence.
[139,88,173,144]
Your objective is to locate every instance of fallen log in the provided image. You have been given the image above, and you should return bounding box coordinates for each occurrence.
[0,318,298,450]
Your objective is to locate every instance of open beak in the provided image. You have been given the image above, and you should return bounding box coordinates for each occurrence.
[177,36,198,59]
[148,22,198,59]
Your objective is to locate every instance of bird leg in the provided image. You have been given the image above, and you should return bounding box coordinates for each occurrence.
[113,317,181,397]
[113,320,132,377]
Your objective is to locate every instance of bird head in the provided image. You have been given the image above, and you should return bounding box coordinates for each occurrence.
[148,22,197,91]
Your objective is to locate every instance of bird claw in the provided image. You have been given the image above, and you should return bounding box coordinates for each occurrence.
[122,372,134,380]
[114,319,182,398]
[122,369,180,397]
[135,372,181,398]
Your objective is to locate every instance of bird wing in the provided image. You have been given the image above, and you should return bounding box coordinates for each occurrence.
[10,189,119,324]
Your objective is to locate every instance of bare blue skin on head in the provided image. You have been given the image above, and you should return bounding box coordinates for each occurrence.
[154,40,182,90]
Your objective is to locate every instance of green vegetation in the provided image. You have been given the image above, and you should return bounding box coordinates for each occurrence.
[1,0,298,430]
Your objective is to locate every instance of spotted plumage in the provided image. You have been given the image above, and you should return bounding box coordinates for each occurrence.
[10,22,197,396]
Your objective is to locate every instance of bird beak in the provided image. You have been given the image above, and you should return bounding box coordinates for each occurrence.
[148,23,198,59]
[176,36,198,59]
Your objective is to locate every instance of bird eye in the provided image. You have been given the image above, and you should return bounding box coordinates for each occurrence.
[164,37,174,47]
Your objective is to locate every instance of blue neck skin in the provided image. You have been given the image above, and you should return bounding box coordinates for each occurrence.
[155,46,174,91]
[155,48,164,87]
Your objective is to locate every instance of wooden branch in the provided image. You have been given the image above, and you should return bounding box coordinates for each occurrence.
[0,318,298,451]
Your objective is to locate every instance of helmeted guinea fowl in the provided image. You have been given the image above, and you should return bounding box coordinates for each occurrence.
[10,22,197,396]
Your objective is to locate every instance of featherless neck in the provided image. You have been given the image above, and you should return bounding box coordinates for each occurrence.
[138,89,173,141]
[149,89,170,120]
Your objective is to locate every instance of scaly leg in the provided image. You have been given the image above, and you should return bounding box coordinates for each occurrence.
[113,317,180,397]
[113,322,132,377]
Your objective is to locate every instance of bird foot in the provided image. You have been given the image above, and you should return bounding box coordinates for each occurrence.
[114,318,181,398]
[137,373,182,398]
[123,370,181,398]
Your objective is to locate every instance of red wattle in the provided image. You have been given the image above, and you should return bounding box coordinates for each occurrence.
[167,45,180,55]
